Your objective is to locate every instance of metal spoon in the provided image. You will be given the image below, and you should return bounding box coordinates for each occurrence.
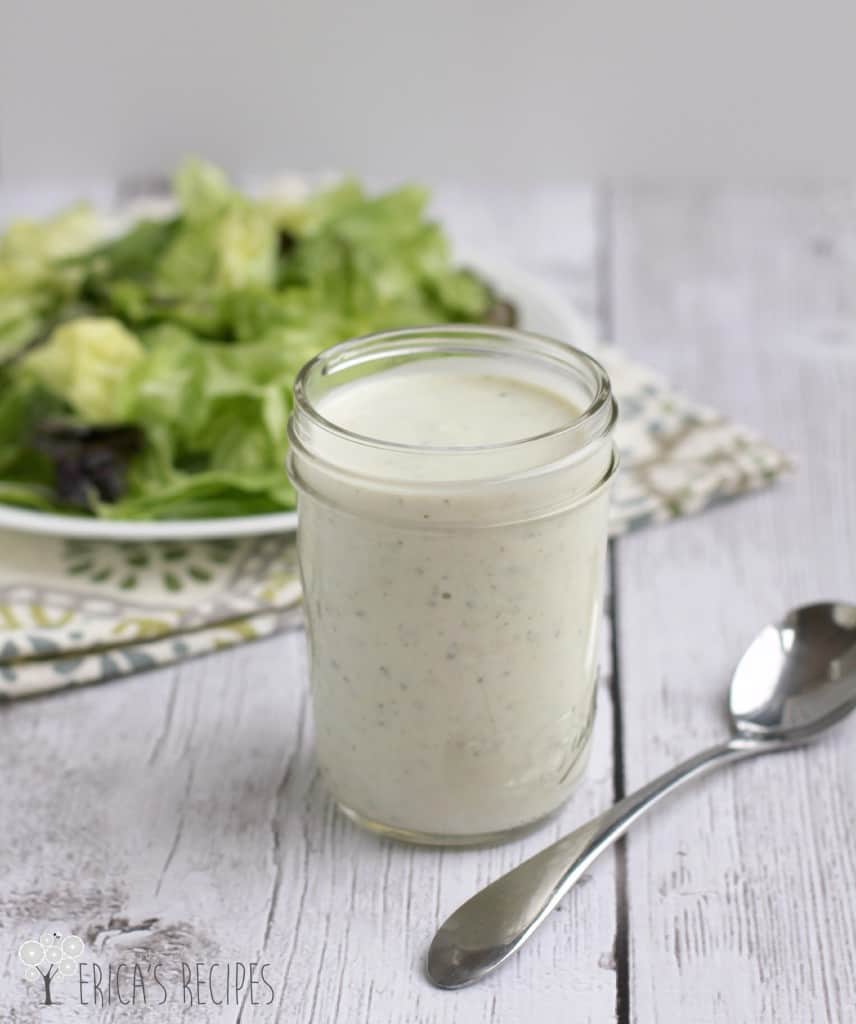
[427,601,856,989]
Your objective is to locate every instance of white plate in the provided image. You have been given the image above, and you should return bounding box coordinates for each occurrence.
[0,255,594,541]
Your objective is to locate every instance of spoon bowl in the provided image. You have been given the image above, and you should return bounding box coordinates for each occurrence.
[729,602,856,742]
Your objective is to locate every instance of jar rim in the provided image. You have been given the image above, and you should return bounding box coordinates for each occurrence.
[291,325,617,456]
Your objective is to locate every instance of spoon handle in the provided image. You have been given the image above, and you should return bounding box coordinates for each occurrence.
[428,736,773,988]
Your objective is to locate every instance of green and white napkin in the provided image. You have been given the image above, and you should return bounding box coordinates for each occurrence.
[598,344,791,532]
[0,533,301,698]
[0,341,790,698]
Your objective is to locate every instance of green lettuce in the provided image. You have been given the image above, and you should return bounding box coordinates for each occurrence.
[0,159,497,520]
[24,317,145,423]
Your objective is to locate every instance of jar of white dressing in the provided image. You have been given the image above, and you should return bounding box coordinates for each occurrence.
[287,326,618,845]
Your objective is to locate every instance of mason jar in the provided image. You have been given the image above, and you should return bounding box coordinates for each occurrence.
[287,326,618,845]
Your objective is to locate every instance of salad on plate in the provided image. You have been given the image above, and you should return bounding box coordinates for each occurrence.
[0,160,513,521]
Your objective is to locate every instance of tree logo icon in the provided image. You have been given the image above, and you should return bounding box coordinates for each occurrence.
[18,930,85,1005]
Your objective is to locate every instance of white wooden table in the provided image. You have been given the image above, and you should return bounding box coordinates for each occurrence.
[1,183,855,1023]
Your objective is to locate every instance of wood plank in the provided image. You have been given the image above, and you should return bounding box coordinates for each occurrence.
[608,185,856,1023]
[0,184,620,1022]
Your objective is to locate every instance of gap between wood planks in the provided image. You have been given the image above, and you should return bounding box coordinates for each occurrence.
[597,182,631,1024]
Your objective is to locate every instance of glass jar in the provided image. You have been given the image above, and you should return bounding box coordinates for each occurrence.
[287,326,618,845]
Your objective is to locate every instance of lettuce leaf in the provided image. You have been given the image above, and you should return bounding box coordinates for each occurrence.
[0,203,101,284]
[23,317,145,423]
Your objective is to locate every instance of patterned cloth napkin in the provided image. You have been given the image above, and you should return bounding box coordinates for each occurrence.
[0,339,790,698]
[597,345,790,531]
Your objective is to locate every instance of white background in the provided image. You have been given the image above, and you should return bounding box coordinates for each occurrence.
[1,0,855,185]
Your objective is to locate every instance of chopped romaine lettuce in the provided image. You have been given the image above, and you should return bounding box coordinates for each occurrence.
[24,317,144,423]
[0,159,505,519]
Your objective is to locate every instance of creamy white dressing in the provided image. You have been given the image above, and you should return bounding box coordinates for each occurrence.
[321,365,577,447]
[291,353,614,842]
